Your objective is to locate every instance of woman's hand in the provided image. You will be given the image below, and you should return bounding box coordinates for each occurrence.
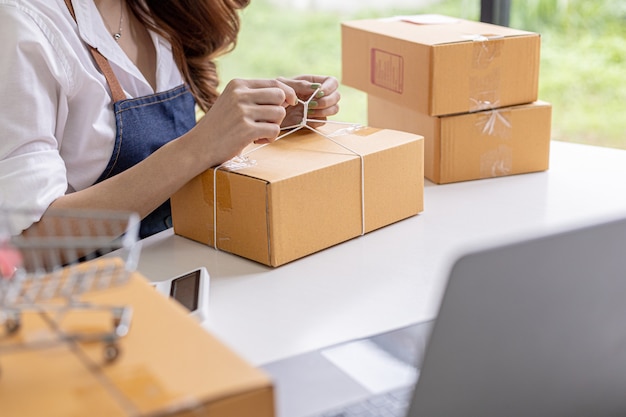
[187,78,298,167]
[278,75,341,129]
[181,76,340,172]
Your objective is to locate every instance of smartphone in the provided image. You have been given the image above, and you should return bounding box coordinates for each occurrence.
[151,267,209,323]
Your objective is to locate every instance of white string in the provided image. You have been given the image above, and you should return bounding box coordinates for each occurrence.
[212,88,366,250]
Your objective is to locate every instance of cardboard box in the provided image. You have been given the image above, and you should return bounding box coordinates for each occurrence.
[0,265,274,417]
[368,95,551,184]
[342,15,540,116]
[171,125,424,267]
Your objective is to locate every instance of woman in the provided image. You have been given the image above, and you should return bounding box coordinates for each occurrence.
[0,0,340,238]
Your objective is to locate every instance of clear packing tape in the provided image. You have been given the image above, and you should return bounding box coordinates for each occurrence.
[212,88,366,251]
[476,107,512,137]
[466,32,512,178]
[466,33,505,113]
[476,106,513,178]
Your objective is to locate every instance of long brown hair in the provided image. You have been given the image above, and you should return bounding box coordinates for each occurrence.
[127,0,250,112]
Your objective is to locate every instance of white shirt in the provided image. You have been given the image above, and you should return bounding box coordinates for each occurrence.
[0,0,185,233]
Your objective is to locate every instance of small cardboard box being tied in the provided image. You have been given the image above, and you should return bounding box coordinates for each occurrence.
[342,15,540,116]
[368,95,552,184]
[0,263,274,417]
[172,124,424,267]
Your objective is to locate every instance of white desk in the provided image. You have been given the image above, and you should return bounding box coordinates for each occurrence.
[136,141,626,366]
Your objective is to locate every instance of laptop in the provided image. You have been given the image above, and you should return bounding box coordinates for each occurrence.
[262,214,626,417]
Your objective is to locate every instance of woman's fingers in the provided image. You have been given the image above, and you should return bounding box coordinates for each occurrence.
[279,75,339,102]
[277,75,341,127]
[191,76,342,169]
[229,78,298,107]
[306,92,341,116]
[191,78,298,165]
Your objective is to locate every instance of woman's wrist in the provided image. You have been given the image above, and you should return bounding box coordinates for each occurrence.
[174,126,230,179]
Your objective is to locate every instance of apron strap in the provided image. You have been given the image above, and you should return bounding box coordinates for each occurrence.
[63,0,127,103]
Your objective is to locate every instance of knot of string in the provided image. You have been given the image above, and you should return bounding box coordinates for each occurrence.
[212,88,366,251]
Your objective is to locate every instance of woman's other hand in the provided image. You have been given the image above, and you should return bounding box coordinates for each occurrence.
[278,75,341,129]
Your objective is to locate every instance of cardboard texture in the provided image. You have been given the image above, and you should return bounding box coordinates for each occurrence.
[368,95,552,184]
[342,16,540,116]
[171,125,424,267]
[0,265,274,417]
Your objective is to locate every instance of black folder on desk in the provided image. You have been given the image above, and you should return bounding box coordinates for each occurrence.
[263,213,626,417]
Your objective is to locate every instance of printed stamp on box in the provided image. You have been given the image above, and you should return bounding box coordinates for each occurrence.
[370,49,404,94]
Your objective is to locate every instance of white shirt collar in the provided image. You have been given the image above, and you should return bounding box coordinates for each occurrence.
[71,0,174,93]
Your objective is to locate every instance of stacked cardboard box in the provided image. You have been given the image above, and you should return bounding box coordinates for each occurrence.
[342,15,552,184]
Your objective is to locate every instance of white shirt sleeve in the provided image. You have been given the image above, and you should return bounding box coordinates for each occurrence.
[0,3,71,233]
[0,0,186,235]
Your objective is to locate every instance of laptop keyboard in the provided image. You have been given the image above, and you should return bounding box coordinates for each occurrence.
[314,386,414,417]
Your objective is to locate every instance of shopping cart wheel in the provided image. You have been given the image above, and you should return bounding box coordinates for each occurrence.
[4,317,20,335]
[104,343,120,363]
[111,306,130,337]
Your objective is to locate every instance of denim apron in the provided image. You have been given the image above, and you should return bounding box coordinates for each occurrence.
[96,86,196,238]
[64,0,196,238]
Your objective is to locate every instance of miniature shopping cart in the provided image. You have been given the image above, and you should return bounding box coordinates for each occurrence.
[0,209,141,372]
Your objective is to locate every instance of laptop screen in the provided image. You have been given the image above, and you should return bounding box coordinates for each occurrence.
[409,215,626,416]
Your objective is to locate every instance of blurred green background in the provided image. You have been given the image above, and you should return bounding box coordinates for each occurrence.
[217,0,626,149]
